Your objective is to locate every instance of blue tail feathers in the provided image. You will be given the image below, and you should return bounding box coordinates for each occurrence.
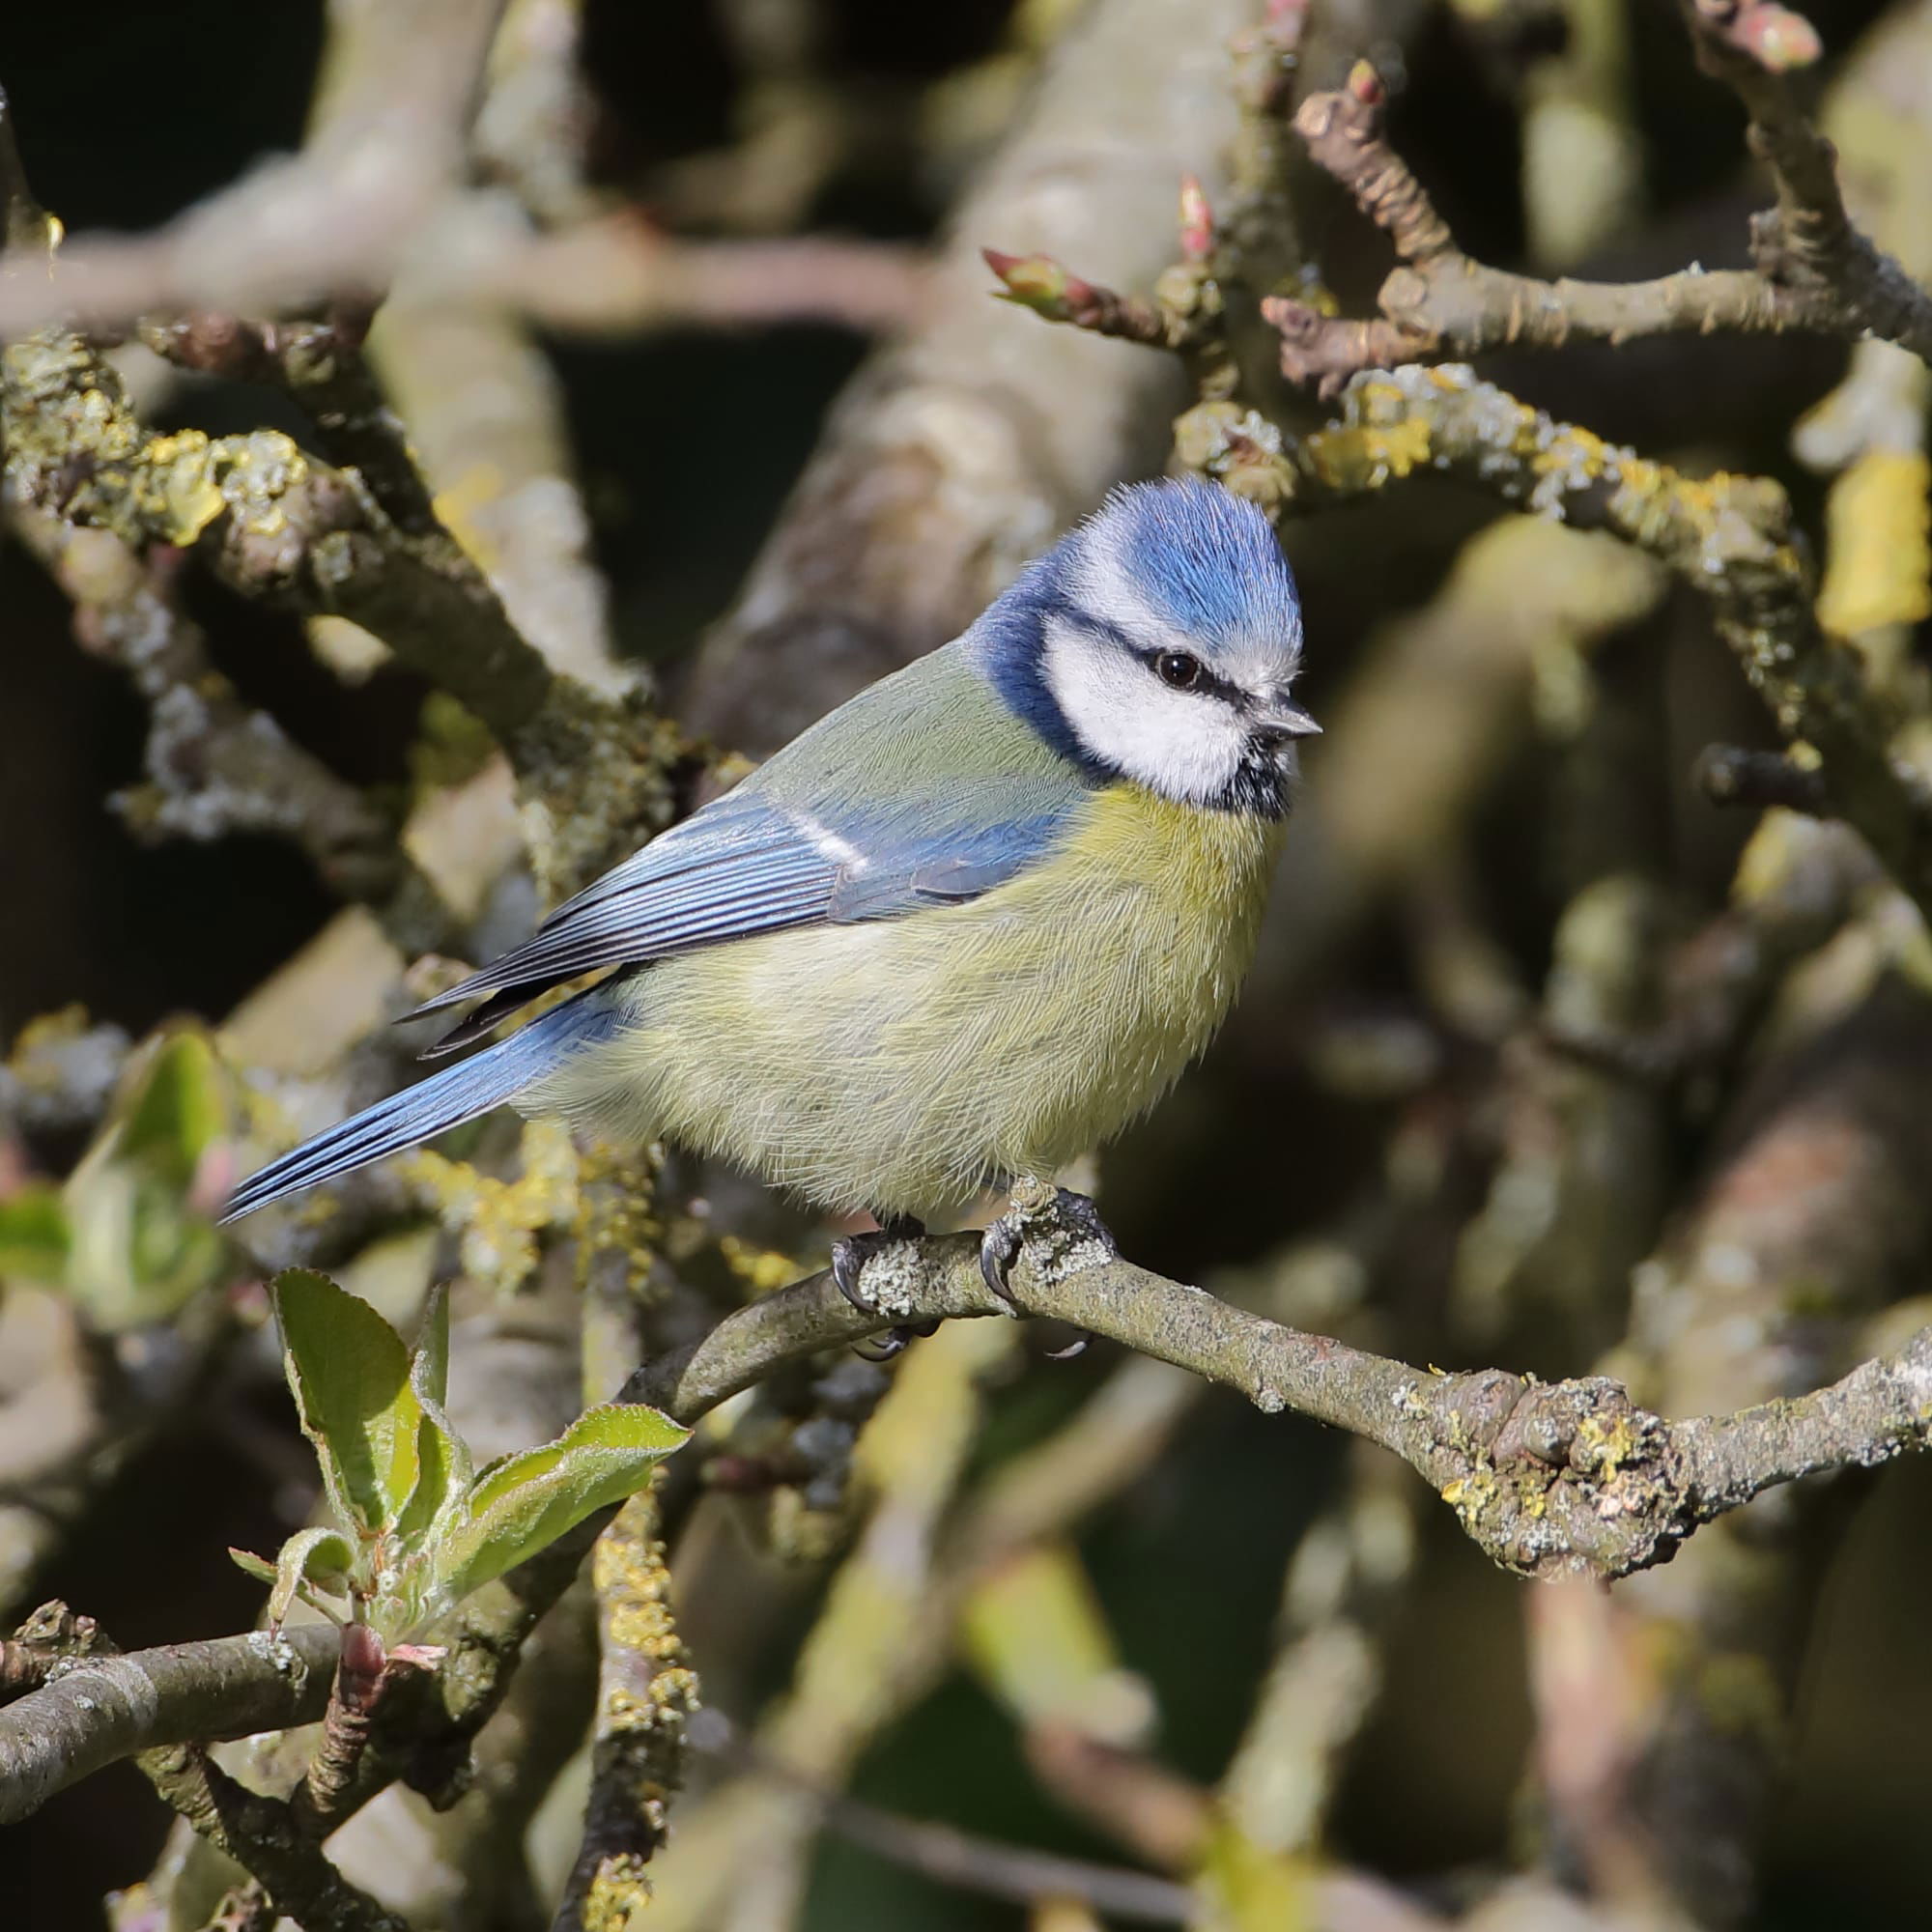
[221,990,623,1222]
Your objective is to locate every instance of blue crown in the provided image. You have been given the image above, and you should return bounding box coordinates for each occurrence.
[1078,476,1301,657]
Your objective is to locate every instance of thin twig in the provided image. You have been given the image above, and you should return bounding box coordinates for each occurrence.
[1261,38,1932,396]
[1682,0,1932,357]
[817,1785,1201,1924]
[1209,365,1932,927]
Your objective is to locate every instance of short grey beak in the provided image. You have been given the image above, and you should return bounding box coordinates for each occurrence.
[1255,701,1321,740]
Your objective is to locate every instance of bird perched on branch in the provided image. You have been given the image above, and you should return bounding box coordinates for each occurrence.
[225,477,1316,1319]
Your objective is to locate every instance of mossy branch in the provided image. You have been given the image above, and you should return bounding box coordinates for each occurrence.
[627,1235,1932,1584]
[11,1236,1931,1827]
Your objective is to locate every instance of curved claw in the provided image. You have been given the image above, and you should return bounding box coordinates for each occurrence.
[979,1219,1024,1309]
[832,1236,874,1313]
[833,1215,930,1357]
[979,1186,1120,1321]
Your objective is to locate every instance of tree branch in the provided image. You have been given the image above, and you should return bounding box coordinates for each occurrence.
[1261,37,1932,397]
[0,1624,338,1825]
[7,507,411,902]
[625,1222,1932,1584]
[139,1740,405,1932]
[551,1487,696,1932]
[11,1226,1932,1822]
[2,327,680,902]
[1683,0,1932,357]
[1179,364,1932,930]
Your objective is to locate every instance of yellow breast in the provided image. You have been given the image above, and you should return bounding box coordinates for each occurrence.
[534,786,1284,1219]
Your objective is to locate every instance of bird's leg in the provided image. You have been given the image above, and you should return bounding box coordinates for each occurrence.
[833,1213,935,1362]
[978,1179,1120,1347]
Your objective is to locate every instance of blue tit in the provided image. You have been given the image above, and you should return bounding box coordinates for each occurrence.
[223,476,1317,1296]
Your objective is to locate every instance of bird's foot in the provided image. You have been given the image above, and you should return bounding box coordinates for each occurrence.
[833,1215,935,1361]
[979,1183,1119,1354]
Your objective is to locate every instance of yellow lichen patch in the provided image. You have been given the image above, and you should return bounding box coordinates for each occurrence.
[584,1488,699,1915]
[582,1853,652,1932]
[1818,447,1932,639]
[131,431,226,543]
[572,1140,664,1301]
[1299,376,1435,491]
[210,430,312,536]
[1440,1462,1499,1526]
[430,462,508,572]
[595,1494,691,1674]
[1573,1407,1641,1480]
[402,1117,582,1293]
[714,1236,807,1297]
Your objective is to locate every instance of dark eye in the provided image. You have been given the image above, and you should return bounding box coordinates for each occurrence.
[1154,650,1205,692]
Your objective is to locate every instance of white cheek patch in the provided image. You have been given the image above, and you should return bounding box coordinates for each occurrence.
[1041,618,1248,806]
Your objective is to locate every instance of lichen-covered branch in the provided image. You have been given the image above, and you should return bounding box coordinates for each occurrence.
[7,508,409,901]
[1,327,680,902]
[552,1486,698,1932]
[14,1220,1930,1830]
[1178,366,1932,927]
[1,332,553,736]
[138,1742,405,1932]
[0,1625,338,1825]
[629,1321,1012,1932]
[624,1213,1932,1584]
[139,304,439,537]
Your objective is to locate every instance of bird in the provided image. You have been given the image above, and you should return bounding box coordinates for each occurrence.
[223,475,1317,1321]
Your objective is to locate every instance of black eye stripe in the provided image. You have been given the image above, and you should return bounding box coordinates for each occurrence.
[1139,647,1243,703]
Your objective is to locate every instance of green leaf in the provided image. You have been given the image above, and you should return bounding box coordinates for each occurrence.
[272,1269,425,1532]
[0,1184,71,1285]
[118,1033,226,1186]
[396,1286,470,1542]
[54,1029,234,1329]
[411,1281,451,1410]
[430,1404,689,1606]
[228,1548,279,1585]
[260,1526,355,1631]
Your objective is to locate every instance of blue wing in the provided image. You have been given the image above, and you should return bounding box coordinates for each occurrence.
[222,988,625,1220]
[408,763,1086,1054]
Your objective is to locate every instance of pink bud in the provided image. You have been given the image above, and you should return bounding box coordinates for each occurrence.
[1179,176,1214,262]
[338,1621,387,1715]
[1740,1,1822,70]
